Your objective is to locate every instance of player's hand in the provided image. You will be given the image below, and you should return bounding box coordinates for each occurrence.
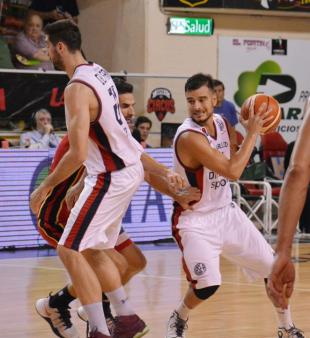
[65,184,83,210]
[174,186,201,210]
[267,252,295,309]
[240,98,274,135]
[30,184,50,215]
[165,169,187,194]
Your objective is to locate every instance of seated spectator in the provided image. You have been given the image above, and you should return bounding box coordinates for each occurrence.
[28,0,79,25]
[13,13,54,70]
[135,116,152,148]
[20,108,61,149]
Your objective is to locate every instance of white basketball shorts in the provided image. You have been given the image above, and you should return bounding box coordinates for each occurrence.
[58,161,144,252]
[172,202,274,289]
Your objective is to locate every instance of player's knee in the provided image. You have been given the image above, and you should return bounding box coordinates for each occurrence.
[193,285,220,300]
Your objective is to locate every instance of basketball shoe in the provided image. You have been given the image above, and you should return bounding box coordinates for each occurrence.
[278,325,305,338]
[112,314,149,338]
[77,306,115,335]
[166,311,188,338]
[35,296,79,338]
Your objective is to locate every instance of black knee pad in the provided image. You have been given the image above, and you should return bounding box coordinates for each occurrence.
[193,285,219,300]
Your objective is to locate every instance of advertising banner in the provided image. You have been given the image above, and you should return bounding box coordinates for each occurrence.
[0,148,174,249]
[0,71,68,130]
[162,0,310,14]
[218,36,310,143]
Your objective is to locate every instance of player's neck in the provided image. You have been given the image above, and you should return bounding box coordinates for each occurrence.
[65,54,88,79]
[204,116,216,137]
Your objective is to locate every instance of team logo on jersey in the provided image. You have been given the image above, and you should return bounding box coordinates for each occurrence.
[178,0,209,8]
[194,262,207,276]
[216,119,225,133]
[147,88,175,121]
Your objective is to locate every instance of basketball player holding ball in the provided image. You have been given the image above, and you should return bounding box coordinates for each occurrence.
[165,73,304,338]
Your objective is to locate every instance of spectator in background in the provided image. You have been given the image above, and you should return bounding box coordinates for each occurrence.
[20,108,61,149]
[135,116,152,148]
[28,0,79,25]
[213,79,238,150]
[13,13,54,70]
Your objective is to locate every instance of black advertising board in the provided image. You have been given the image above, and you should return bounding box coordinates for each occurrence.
[162,0,310,15]
[0,71,68,130]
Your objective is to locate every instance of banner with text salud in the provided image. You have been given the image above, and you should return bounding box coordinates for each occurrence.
[218,36,310,143]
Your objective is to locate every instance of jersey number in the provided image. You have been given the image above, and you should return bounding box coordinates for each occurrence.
[109,86,123,126]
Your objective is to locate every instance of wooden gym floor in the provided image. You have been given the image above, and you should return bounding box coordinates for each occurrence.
[0,243,310,338]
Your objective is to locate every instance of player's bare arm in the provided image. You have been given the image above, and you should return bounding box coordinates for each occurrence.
[30,83,92,214]
[177,106,272,180]
[268,104,310,309]
[140,152,186,191]
[65,167,86,210]
[276,110,310,255]
[144,172,201,210]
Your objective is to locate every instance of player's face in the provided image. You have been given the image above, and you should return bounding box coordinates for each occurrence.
[119,93,136,132]
[186,85,214,126]
[46,37,65,71]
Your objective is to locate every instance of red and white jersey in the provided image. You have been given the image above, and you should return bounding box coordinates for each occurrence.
[67,63,143,175]
[173,115,232,213]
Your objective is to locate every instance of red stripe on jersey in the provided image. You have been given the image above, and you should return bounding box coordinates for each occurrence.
[89,126,117,172]
[89,123,125,172]
[171,203,197,287]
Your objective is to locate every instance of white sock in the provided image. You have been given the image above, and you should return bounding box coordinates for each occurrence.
[83,302,110,335]
[276,306,294,329]
[176,301,190,321]
[106,287,135,316]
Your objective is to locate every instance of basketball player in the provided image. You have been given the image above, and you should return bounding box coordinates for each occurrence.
[268,98,310,309]
[165,73,304,338]
[35,79,199,338]
[30,20,186,338]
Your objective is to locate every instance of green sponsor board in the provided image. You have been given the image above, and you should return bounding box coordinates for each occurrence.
[168,17,214,36]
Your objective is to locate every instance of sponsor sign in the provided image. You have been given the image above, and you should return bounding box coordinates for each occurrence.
[168,17,214,36]
[218,36,310,143]
[162,0,310,15]
[0,148,175,249]
[0,71,68,130]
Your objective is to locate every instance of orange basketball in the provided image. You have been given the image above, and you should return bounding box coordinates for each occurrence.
[240,94,281,135]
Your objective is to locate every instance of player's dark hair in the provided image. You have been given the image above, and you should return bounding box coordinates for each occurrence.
[44,19,81,52]
[113,77,134,95]
[135,116,152,128]
[185,73,214,92]
[213,79,225,90]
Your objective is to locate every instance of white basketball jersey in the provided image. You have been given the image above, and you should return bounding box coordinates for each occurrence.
[67,63,143,175]
[173,115,232,213]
